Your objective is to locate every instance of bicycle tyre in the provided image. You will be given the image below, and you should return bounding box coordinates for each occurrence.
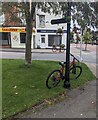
[70,66,82,80]
[61,50,65,53]
[46,70,62,89]
[52,48,56,52]
[60,48,65,53]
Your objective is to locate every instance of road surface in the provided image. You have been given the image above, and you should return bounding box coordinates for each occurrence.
[0,49,96,63]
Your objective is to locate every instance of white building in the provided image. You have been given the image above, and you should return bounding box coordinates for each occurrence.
[0,8,67,49]
[35,9,67,49]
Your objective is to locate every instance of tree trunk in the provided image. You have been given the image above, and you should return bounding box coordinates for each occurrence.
[24,2,36,66]
[82,29,84,36]
[85,43,87,51]
[25,12,32,65]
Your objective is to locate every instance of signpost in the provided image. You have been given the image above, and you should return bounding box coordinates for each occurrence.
[51,2,71,89]
[63,2,71,89]
[51,18,67,25]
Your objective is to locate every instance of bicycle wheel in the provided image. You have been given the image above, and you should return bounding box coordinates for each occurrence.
[70,66,82,80]
[60,48,65,53]
[52,47,56,52]
[46,70,62,89]
[61,49,65,52]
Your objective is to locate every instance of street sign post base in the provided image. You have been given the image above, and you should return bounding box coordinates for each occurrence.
[63,81,70,89]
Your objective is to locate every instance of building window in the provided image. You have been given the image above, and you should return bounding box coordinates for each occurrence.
[0,33,2,45]
[48,35,62,46]
[41,35,45,43]
[0,32,11,45]
[39,15,45,28]
[20,33,26,43]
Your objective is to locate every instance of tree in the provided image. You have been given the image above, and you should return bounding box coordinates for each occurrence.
[90,2,98,28]
[22,2,36,65]
[23,2,59,65]
[71,2,98,30]
[83,28,92,51]
[2,2,59,65]
[70,31,74,42]
[2,2,33,65]
[2,2,22,26]
[59,2,98,34]
[59,1,98,51]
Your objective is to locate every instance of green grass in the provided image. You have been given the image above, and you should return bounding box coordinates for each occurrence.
[2,59,95,118]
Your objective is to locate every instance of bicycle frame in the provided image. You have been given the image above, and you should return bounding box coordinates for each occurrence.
[59,54,79,77]
[46,53,82,89]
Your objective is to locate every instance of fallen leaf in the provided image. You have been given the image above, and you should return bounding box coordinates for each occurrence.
[14,86,17,89]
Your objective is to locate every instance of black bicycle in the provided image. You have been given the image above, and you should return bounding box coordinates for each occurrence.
[46,54,82,89]
[52,46,65,53]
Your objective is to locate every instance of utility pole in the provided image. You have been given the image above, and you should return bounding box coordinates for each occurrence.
[63,2,71,89]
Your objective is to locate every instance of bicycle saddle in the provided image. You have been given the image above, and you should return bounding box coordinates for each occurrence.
[59,61,66,67]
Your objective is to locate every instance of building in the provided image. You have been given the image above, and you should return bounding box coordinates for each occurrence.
[35,8,67,49]
[0,7,67,49]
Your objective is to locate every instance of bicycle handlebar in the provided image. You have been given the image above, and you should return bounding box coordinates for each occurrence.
[70,53,80,62]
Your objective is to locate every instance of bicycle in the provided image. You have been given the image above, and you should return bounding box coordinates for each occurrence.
[46,53,82,89]
[52,45,65,53]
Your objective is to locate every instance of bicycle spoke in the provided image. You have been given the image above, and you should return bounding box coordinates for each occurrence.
[70,66,82,80]
[46,70,62,89]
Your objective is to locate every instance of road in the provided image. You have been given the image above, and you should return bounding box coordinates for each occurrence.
[0,47,96,64]
[1,52,66,61]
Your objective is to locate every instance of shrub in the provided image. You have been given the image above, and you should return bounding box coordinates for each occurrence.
[60,44,65,48]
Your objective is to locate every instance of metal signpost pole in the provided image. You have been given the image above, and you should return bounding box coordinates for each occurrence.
[80,28,83,62]
[63,2,71,89]
[51,2,71,89]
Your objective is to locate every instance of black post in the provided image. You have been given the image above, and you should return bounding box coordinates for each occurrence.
[63,2,71,89]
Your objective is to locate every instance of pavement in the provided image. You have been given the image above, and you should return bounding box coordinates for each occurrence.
[0,47,54,54]
[0,43,96,52]
[70,44,97,77]
[15,80,96,118]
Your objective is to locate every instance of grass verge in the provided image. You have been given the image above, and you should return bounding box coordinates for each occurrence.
[2,59,96,118]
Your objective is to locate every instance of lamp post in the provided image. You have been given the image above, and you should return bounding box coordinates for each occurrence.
[63,2,71,89]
